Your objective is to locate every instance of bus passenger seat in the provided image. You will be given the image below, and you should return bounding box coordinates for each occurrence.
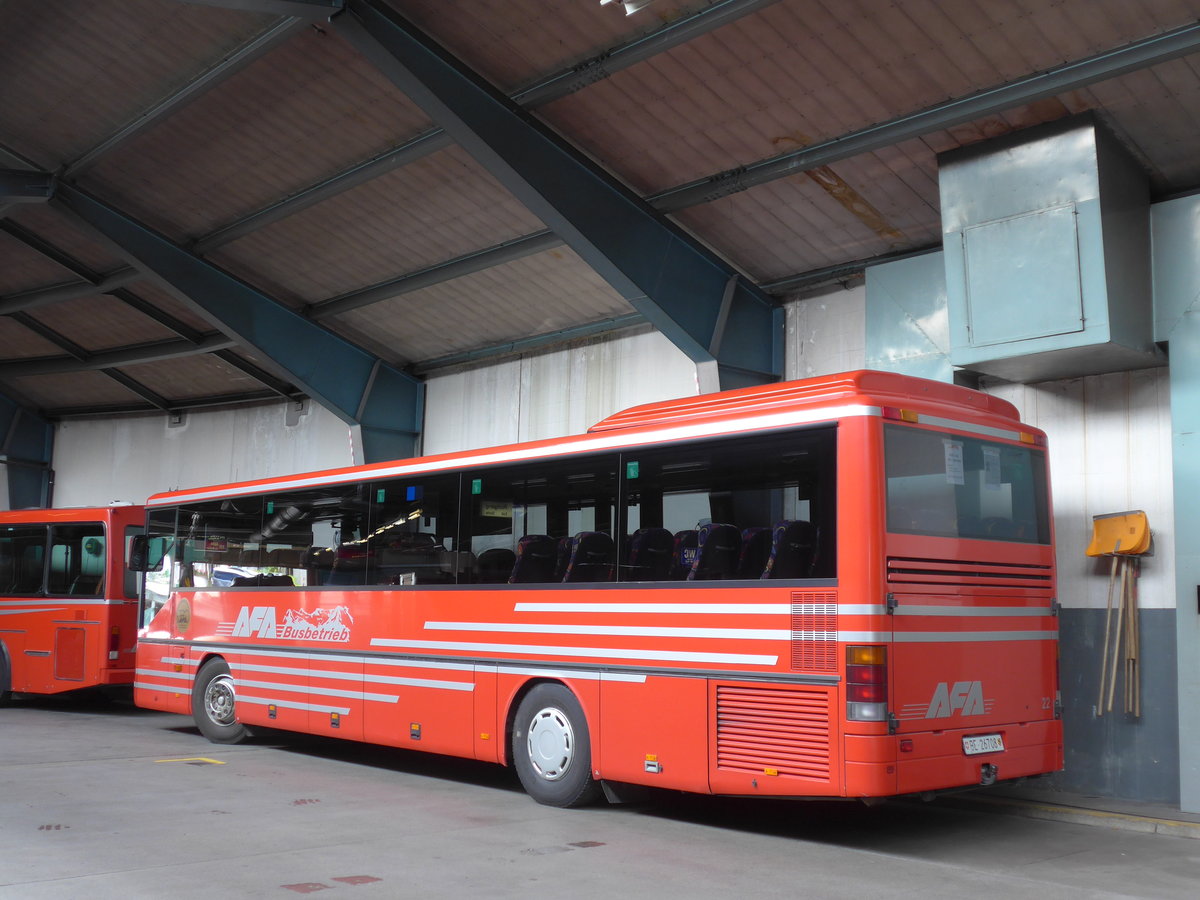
[475,548,515,583]
[508,535,558,584]
[687,523,741,581]
[554,536,573,582]
[671,530,698,579]
[627,527,673,581]
[762,520,819,579]
[562,532,614,583]
[737,527,772,578]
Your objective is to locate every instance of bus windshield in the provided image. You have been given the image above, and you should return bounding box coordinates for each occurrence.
[884,424,1050,543]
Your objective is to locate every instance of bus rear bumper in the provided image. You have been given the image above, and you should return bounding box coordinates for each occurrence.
[845,720,1063,797]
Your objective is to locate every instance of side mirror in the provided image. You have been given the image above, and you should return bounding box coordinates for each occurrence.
[127,536,169,572]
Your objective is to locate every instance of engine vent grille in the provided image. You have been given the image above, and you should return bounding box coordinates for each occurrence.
[715,684,831,781]
[791,592,837,671]
[887,556,1052,592]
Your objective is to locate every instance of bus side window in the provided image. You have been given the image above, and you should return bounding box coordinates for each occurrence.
[621,426,836,581]
[465,455,617,584]
[1,525,47,594]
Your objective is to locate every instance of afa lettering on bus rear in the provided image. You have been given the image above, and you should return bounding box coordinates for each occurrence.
[926,681,987,718]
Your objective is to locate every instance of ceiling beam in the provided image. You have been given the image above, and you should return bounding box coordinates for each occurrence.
[44,389,287,419]
[63,17,312,178]
[0,390,54,508]
[336,0,779,391]
[652,19,1200,212]
[0,333,237,377]
[301,18,1200,326]
[193,0,778,253]
[178,0,342,17]
[0,170,54,203]
[50,181,423,463]
[309,230,561,319]
[0,267,141,315]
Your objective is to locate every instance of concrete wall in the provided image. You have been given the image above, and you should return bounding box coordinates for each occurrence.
[423,327,698,453]
[51,401,354,507]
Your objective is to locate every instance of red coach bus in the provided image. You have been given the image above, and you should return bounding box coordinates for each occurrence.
[133,371,1061,806]
[1,505,144,704]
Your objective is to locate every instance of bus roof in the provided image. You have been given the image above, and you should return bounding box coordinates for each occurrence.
[145,370,1031,508]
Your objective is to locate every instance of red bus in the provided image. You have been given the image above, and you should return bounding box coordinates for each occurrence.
[133,371,1061,806]
[1,505,145,704]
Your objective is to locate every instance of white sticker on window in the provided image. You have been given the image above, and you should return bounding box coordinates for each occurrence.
[943,439,964,485]
[983,446,1002,491]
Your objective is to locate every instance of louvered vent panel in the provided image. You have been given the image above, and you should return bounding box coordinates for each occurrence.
[887,557,1052,592]
[791,592,837,671]
[715,684,831,781]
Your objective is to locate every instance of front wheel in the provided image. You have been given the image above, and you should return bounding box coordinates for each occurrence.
[192,658,250,744]
[511,683,602,808]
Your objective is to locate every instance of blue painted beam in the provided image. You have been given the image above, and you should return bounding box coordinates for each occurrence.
[0,169,54,203]
[0,392,53,509]
[336,0,780,391]
[50,181,423,464]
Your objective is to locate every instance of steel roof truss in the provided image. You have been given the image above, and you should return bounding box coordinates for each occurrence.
[337,0,779,390]
[49,181,422,463]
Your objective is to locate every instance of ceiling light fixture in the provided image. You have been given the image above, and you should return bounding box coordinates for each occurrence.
[600,0,657,15]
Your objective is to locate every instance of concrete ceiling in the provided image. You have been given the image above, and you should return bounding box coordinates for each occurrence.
[1,0,1198,419]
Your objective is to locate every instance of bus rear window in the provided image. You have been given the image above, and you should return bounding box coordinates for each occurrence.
[885,424,1049,544]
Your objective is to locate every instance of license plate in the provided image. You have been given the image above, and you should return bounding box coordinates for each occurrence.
[962,734,1004,756]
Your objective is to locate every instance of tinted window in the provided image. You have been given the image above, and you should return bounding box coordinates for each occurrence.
[885,424,1050,544]
[622,426,837,581]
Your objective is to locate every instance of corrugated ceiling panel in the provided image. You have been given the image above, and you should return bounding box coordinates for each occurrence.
[402,0,721,93]
[82,26,434,241]
[6,205,131,275]
[0,0,267,166]
[119,282,224,338]
[117,353,267,401]
[1,371,147,410]
[327,245,630,363]
[25,295,179,352]
[0,318,69,360]
[0,230,76,295]
[537,0,1200,194]
[207,145,546,307]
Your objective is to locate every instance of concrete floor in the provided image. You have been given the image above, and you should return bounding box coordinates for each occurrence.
[2,694,1199,899]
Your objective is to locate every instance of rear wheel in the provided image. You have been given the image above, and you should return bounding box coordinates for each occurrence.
[511,683,601,808]
[192,658,250,744]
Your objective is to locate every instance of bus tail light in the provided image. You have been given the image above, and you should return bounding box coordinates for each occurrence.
[109,626,120,661]
[846,645,888,722]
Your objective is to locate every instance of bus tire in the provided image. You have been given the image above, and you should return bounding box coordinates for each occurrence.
[0,643,11,706]
[192,658,250,744]
[511,683,601,808]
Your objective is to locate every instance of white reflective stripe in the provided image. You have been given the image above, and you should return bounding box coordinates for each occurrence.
[838,604,886,615]
[475,664,647,683]
[916,414,1024,442]
[156,655,199,667]
[235,678,398,704]
[151,405,875,506]
[227,646,476,673]
[234,661,473,692]
[424,621,789,640]
[513,602,791,614]
[371,637,776,666]
[133,680,190,691]
[238,695,350,715]
[134,669,192,682]
[0,598,118,607]
[0,608,64,615]
[839,630,1057,642]
[894,606,1054,617]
